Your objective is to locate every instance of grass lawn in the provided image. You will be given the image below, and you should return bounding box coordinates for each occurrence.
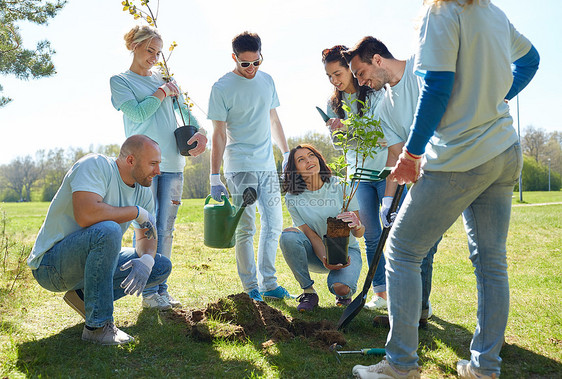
[0,192,561,378]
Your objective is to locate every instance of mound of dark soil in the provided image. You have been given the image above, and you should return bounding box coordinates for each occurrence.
[165,293,346,348]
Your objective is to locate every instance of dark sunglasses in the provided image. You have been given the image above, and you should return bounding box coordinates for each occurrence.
[235,54,263,68]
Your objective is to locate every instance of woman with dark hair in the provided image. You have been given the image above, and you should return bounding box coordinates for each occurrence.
[322,45,390,310]
[280,144,363,312]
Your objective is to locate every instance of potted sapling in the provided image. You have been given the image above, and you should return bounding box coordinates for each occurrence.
[324,99,384,265]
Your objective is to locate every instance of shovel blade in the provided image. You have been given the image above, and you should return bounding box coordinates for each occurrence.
[337,292,367,330]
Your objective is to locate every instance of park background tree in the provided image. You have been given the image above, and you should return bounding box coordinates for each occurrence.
[0,155,42,201]
[0,0,66,107]
[0,128,560,202]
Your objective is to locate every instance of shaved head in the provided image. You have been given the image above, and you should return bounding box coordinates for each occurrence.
[119,134,159,159]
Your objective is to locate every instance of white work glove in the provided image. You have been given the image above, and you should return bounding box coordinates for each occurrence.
[210,174,228,202]
[135,206,157,239]
[120,254,154,296]
[158,81,180,97]
[282,151,290,172]
[380,196,397,228]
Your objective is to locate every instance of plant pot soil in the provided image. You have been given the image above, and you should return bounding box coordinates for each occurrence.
[326,217,350,238]
[325,217,350,265]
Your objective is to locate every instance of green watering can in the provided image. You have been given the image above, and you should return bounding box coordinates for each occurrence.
[204,187,258,248]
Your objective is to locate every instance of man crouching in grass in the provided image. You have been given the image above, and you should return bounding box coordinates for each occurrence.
[27,135,172,345]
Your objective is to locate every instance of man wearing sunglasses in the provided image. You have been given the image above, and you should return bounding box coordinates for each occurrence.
[208,31,292,303]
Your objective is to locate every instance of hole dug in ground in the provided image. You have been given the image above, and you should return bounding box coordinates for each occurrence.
[164,293,347,349]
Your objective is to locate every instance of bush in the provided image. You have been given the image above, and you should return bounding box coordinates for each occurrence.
[515,155,561,191]
[0,189,20,202]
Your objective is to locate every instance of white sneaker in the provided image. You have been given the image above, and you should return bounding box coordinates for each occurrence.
[142,293,172,310]
[159,292,182,308]
[364,295,387,310]
[82,323,134,345]
[353,358,420,378]
[457,360,497,379]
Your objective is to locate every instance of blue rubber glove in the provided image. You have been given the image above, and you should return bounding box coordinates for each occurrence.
[380,196,397,228]
[120,254,154,296]
[210,174,228,202]
[135,206,157,239]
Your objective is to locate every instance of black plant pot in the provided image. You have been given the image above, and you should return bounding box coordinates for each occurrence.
[174,125,198,156]
[323,235,349,265]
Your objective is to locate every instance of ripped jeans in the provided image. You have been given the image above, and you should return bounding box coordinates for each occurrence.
[142,171,183,297]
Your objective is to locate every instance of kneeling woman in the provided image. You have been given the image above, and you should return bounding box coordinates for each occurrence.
[280,144,363,312]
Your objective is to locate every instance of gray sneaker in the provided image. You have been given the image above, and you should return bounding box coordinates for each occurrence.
[142,293,172,310]
[82,323,134,345]
[457,360,497,379]
[159,292,182,308]
[63,290,86,320]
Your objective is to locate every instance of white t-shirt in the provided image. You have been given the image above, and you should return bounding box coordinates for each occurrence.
[285,177,360,250]
[110,70,197,173]
[208,71,280,173]
[375,57,424,148]
[28,154,154,269]
[414,0,532,171]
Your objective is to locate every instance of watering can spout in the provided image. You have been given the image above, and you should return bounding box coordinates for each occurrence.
[223,206,246,243]
[203,187,258,249]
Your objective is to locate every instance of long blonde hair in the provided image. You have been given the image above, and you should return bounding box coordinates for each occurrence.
[123,25,162,51]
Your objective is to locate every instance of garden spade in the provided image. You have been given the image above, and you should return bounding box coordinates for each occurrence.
[329,343,385,363]
[337,184,405,330]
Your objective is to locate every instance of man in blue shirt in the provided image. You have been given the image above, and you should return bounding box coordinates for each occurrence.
[208,31,292,302]
[349,1,539,378]
[28,135,172,345]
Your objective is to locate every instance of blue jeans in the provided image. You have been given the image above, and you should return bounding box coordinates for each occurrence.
[143,172,183,297]
[356,179,393,293]
[384,143,522,377]
[279,229,362,298]
[32,221,172,328]
[225,171,282,293]
[357,180,437,312]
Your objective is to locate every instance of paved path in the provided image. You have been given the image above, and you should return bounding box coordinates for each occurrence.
[512,202,562,207]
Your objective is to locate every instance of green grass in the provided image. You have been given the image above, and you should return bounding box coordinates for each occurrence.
[1,192,561,378]
[513,190,562,204]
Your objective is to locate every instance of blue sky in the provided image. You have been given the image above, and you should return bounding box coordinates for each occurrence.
[0,0,559,164]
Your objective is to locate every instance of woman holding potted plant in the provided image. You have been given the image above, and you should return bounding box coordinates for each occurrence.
[280,144,363,312]
[110,25,207,310]
[322,45,396,311]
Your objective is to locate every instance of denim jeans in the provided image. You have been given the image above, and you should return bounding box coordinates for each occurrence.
[32,221,172,328]
[143,172,183,297]
[279,229,362,298]
[225,171,282,293]
[356,179,396,293]
[356,180,437,311]
[384,143,522,377]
